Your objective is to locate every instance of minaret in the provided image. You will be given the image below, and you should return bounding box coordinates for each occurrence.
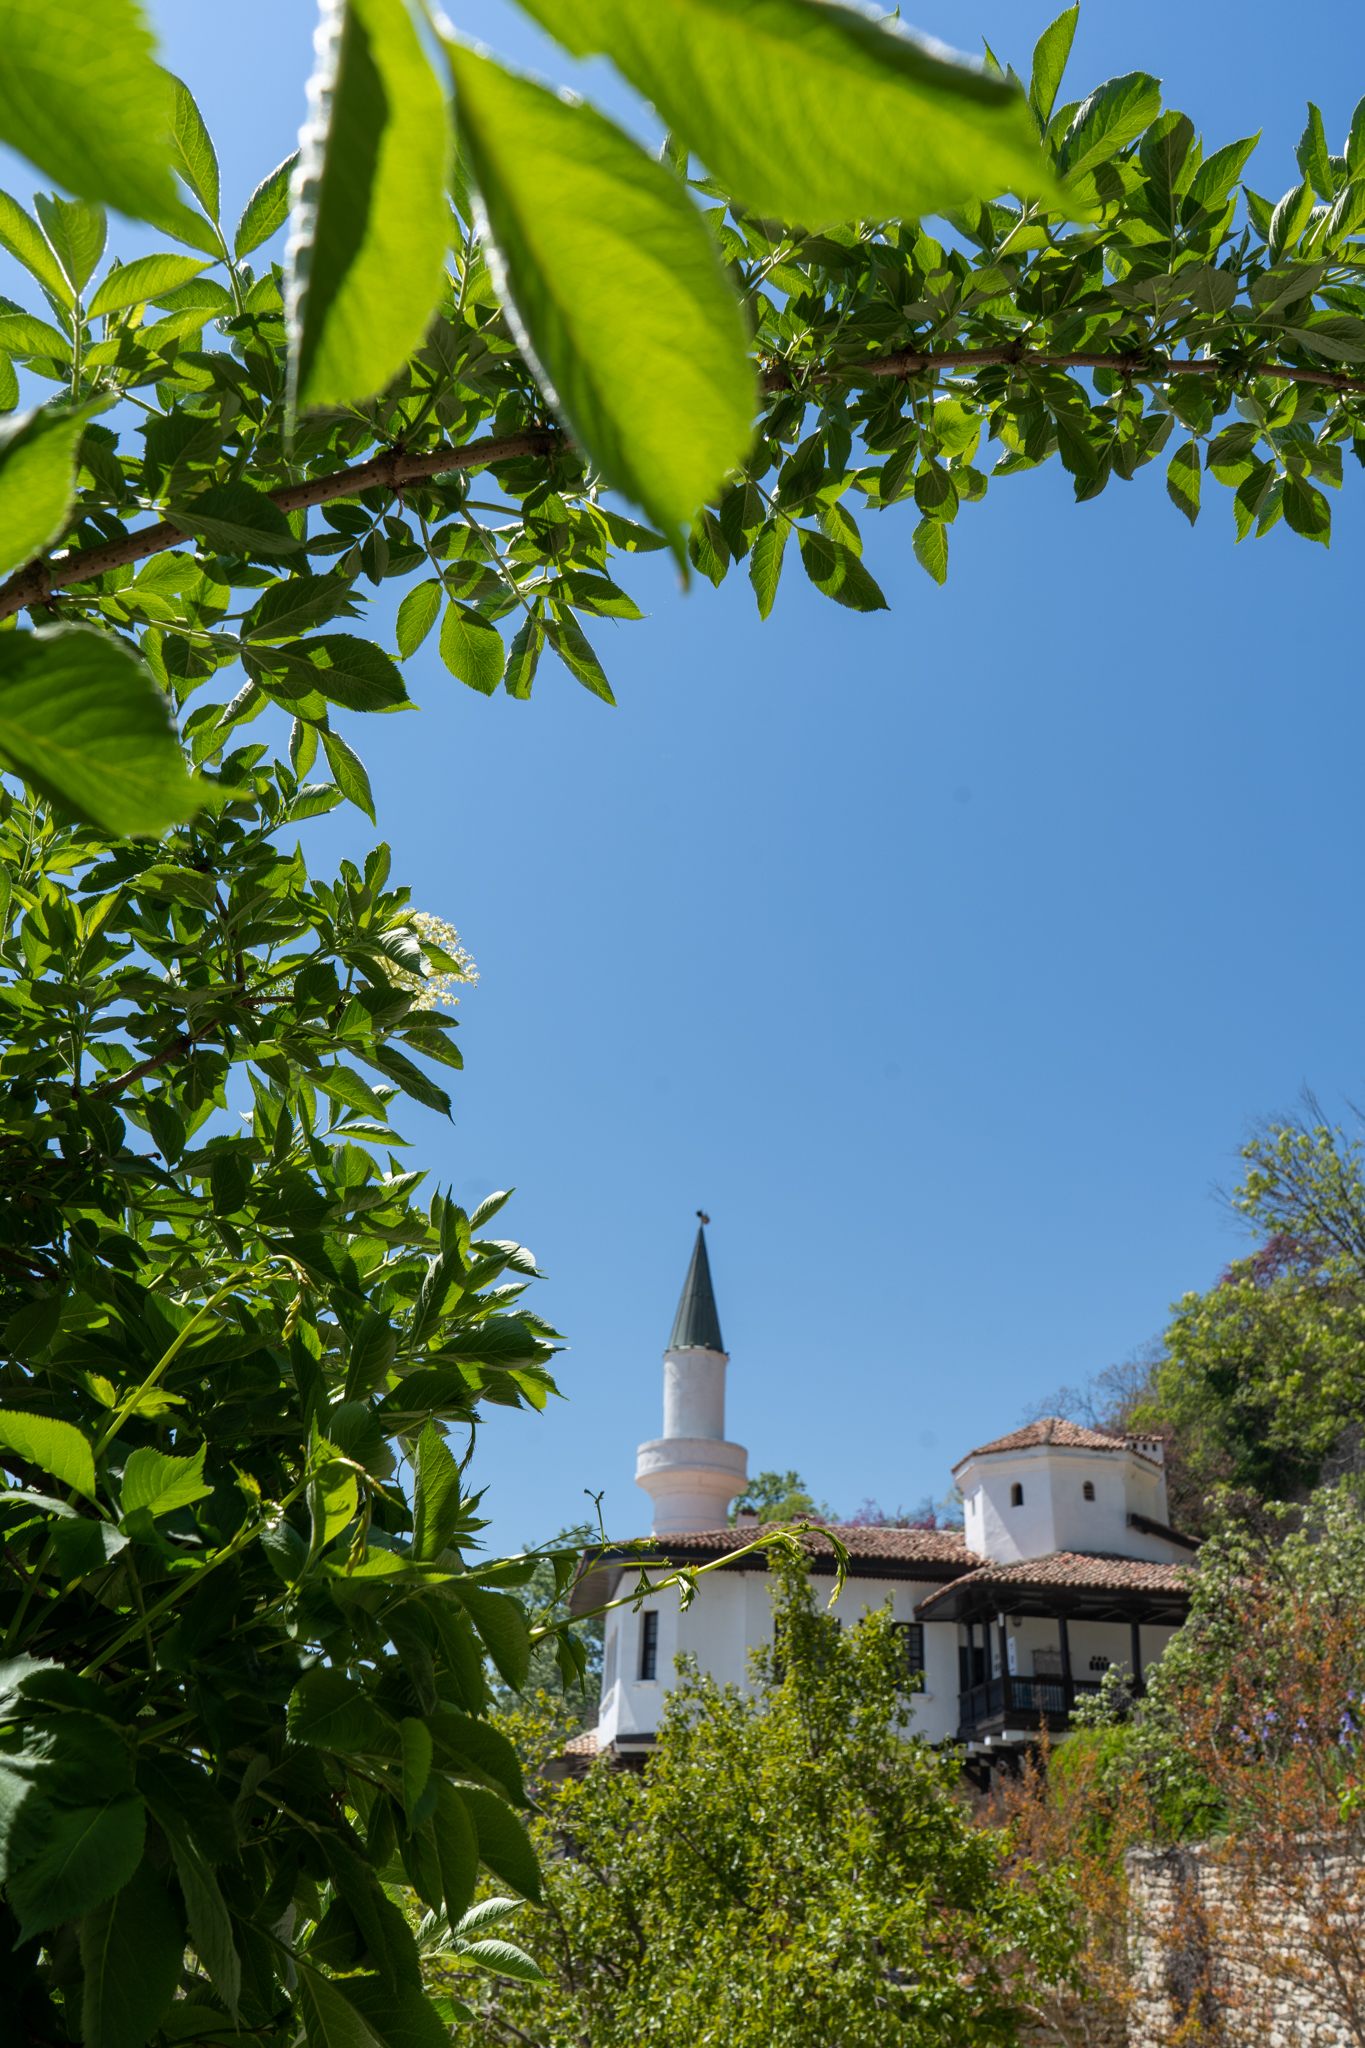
[635,1217,748,1534]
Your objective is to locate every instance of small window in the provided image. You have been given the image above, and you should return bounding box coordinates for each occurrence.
[1010,1482,1024,1507]
[639,1610,659,1681]
[893,1621,924,1679]
[1083,1481,1095,1502]
[1090,1654,1110,1673]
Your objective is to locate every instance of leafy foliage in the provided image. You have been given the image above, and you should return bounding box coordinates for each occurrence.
[463,1565,1079,2047]
[1148,1111,1365,1511]
[0,743,591,2044]
[728,1466,831,1523]
[1,7,1362,835]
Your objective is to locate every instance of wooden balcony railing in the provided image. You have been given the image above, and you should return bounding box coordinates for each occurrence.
[957,1673,1115,1736]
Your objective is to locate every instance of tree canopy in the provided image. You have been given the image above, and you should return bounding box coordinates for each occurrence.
[470,1565,1077,2047]
[0,4,1363,833]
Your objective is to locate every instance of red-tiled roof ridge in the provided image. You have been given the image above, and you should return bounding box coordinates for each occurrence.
[954,1416,1161,1469]
[914,1548,1192,1617]
[615,1522,979,1564]
[562,1731,598,1756]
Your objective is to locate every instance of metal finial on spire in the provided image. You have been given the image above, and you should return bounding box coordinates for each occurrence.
[669,1219,724,1352]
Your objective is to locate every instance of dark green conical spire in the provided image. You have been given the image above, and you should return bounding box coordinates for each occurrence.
[668,1218,725,1353]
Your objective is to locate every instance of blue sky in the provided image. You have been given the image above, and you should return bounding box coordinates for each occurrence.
[7,2,1365,1551]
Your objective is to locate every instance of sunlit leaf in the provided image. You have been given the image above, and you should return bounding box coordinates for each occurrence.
[0,625,198,836]
[517,0,1065,225]
[0,0,176,223]
[290,0,449,411]
[447,43,754,549]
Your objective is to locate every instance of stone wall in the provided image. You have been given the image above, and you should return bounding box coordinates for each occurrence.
[1126,1839,1365,2046]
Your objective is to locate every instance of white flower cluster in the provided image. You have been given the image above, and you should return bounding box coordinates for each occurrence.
[394,912,478,1010]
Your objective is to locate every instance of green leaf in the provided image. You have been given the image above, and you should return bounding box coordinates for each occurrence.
[345,1311,398,1400]
[89,251,209,316]
[337,1977,454,2048]
[1296,101,1334,202]
[0,352,16,411]
[235,152,299,259]
[401,1718,433,1828]
[0,404,83,578]
[1186,134,1260,211]
[748,516,788,620]
[0,310,75,363]
[1028,6,1078,129]
[165,71,220,220]
[0,625,198,837]
[428,1707,526,1806]
[397,579,442,657]
[290,0,449,410]
[1269,181,1314,262]
[504,613,542,699]
[288,1668,397,1756]
[796,527,888,611]
[447,43,754,549]
[1232,458,1276,540]
[120,1441,211,1521]
[33,194,106,294]
[0,1409,95,1498]
[80,1856,183,2048]
[9,1793,145,1941]
[431,1777,479,1926]
[912,516,949,585]
[157,1821,239,2017]
[457,1937,544,1982]
[254,633,409,712]
[51,1516,127,1586]
[544,611,614,702]
[317,1062,387,1119]
[310,1440,359,1549]
[0,1,176,224]
[1059,72,1164,182]
[459,1785,542,1903]
[439,601,505,695]
[520,0,1065,226]
[321,727,376,821]
[167,479,301,558]
[413,1420,463,1562]
[1284,472,1331,545]
[297,1965,387,2048]
[452,1581,531,1690]
[136,1753,238,1865]
[0,188,75,305]
[243,574,356,643]
[557,572,644,620]
[1166,437,1200,525]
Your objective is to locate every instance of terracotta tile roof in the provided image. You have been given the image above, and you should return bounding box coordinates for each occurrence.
[599,1523,981,1581]
[915,1550,1192,1620]
[954,1416,1160,1470]
[561,1731,598,1756]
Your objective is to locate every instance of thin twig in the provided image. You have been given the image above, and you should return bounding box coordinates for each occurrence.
[0,427,560,621]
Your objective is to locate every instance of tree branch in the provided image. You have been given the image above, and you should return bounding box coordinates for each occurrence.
[2,347,1363,623]
[0,427,562,622]
[762,345,1365,393]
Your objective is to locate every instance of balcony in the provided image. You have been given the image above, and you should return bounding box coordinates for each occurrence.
[957,1672,1118,1743]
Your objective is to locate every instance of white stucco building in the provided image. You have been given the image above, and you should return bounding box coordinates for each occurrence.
[567,1224,1196,1772]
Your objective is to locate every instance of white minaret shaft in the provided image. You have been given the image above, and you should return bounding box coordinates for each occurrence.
[635,1222,748,1535]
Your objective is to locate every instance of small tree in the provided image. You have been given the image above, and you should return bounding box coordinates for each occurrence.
[462,1564,1078,2047]
[1010,1485,1365,2045]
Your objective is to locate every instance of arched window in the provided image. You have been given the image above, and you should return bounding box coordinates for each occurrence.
[1083,1480,1095,1501]
[1010,1482,1024,1507]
